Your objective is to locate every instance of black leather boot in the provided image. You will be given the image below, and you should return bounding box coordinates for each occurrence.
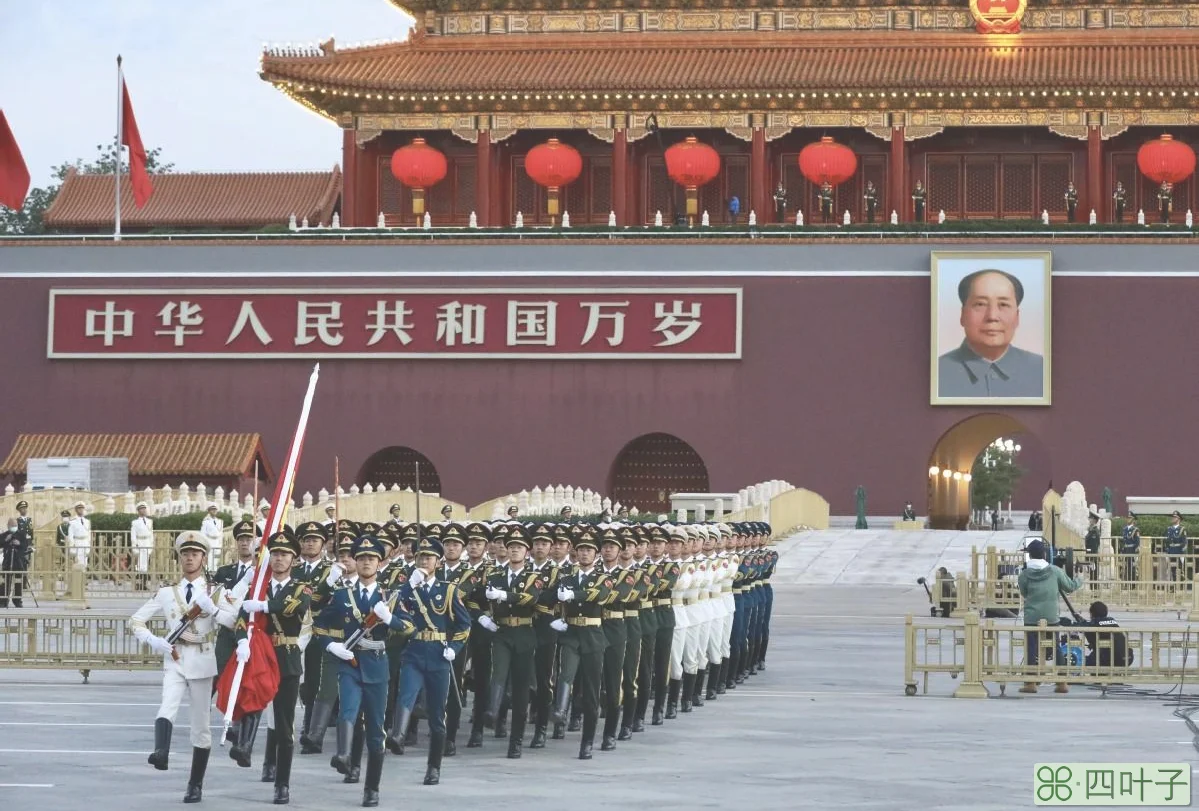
[551,681,571,725]
[494,692,510,738]
[443,730,457,757]
[578,714,596,760]
[466,727,483,748]
[552,722,566,739]
[229,712,261,768]
[330,720,353,775]
[386,707,412,756]
[345,722,365,783]
[182,746,209,803]
[261,728,277,783]
[529,725,547,749]
[666,678,681,719]
[362,750,384,807]
[724,654,738,690]
[302,700,334,754]
[707,664,720,700]
[618,707,633,741]
[759,635,769,669]
[600,734,616,751]
[567,703,582,732]
[298,702,312,751]
[425,730,445,785]
[148,717,172,771]
[692,669,706,707]
[652,705,664,725]
[680,674,694,713]
[507,736,522,759]
[273,740,293,804]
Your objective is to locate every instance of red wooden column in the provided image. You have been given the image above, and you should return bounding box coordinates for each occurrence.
[613,123,629,225]
[891,115,907,222]
[1087,115,1104,223]
[750,115,767,219]
[341,129,358,226]
[476,125,492,228]
[358,138,382,226]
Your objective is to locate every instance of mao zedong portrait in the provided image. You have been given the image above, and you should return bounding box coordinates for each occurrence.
[937,269,1044,398]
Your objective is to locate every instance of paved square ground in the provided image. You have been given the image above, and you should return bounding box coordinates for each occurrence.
[0,585,1194,810]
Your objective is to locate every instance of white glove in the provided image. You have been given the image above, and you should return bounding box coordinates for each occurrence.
[408,568,427,587]
[372,602,393,624]
[442,647,456,662]
[325,563,344,587]
[194,593,217,615]
[551,618,568,633]
[478,615,498,633]
[485,586,507,602]
[148,635,174,656]
[327,641,354,661]
[235,638,251,663]
[241,599,268,614]
[557,586,576,602]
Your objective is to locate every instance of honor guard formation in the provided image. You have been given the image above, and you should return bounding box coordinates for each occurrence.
[129,513,777,806]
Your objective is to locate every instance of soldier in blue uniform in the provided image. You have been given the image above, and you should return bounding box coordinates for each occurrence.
[461,523,494,748]
[1120,514,1141,581]
[758,523,777,670]
[435,522,481,756]
[1165,511,1189,583]
[316,536,416,808]
[303,522,359,756]
[390,533,471,785]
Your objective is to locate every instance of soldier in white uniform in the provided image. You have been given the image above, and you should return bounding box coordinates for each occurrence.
[689,526,715,708]
[129,531,223,804]
[716,524,737,694]
[665,525,694,717]
[68,501,92,568]
[320,503,336,527]
[702,526,730,701]
[131,501,155,589]
[201,504,224,565]
[257,503,271,538]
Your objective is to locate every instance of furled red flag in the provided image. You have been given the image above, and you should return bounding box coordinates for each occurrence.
[119,72,153,208]
[0,110,30,210]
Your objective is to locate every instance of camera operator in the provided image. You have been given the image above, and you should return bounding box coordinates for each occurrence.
[1082,601,1132,668]
[0,515,32,608]
[1017,539,1082,694]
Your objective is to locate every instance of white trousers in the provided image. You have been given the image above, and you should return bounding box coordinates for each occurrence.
[133,547,151,574]
[694,603,712,670]
[705,599,725,665]
[70,543,90,568]
[670,624,687,680]
[683,620,703,674]
[721,594,736,658]
[157,669,213,748]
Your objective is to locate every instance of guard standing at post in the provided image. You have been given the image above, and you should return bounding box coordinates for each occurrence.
[0,502,32,608]
[391,534,471,785]
[1065,181,1079,223]
[1120,514,1141,581]
[912,180,927,222]
[129,531,222,804]
[1158,181,1173,224]
[1113,181,1127,223]
[552,526,615,759]
[130,501,155,590]
[863,181,878,224]
[479,524,546,759]
[818,181,834,224]
[201,504,224,566]
[773,182,787,224]
[1165,511,1189,582]
[231,528,310,805]
[317,535,416,808]
[68,501,91,569]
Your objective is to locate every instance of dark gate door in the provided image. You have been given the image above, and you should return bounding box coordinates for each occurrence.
[608,433,710,513]
[358,446,442,494]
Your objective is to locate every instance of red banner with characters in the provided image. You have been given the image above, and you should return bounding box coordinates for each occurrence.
[47,288,741,360]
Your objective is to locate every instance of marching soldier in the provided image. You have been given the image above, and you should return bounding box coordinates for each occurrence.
[617,526,649,740]
[598,528,635,750]
[773,181,787,224]
[715,524,737,693]
[552,526,615,759]
[303,520,359,755]
[818,181,834,224]
[912,179,927,222]
[382,524,416,754]
[646,525,676,725]
[212,521,258,680]
[131,501,155,590]
[292,522,329,759]
[479,524,546,759]
[1065,181,1079,223]
[201,504,224,565]
[391,533,472,784]
[462,523,494,748]
[231,528,311,805]
[1113,181,1128,224]
[436,523,477,755]
[1159,181,1174,225]
[68,501,91,568]
[129,531,222,803]
[664,525,692,718]
[316,535,416,808]
[527,524,562,749]
[863,180,878,224]
[759,523,778,670]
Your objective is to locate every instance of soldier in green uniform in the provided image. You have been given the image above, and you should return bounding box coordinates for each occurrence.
[773,182,787,224]
[231,527,311,805]
[1158,181,1173,224]
[617,526,648,740]
[292,521,329,757]
[598,527,636,750]
[818,181,834,224]
[1113,181,1127,223]
[629,525,659,732]
[645,525,676,725]
[548,524,576,739]
[461,522,493,748]
[383,523,417,754]
[1064,181,1079,223]
[212,521,258,686]
[912,179,927,222]
[526,523,562,749]
[435,522,478,756]
[479,524,545,758]
[552,527,615,759]
[862,180,878,224]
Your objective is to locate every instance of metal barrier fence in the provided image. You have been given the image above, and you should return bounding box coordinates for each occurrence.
[905,612,1199,698]
[0,613,166,681]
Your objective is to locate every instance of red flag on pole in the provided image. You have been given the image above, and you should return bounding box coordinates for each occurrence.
[0,110,30,210]
[120,75,153,208]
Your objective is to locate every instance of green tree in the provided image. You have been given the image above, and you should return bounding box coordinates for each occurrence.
[0,138,173,235]
[970,439,1025,514]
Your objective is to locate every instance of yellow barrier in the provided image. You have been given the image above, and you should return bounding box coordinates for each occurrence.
[766,487,830,533]
[905,611,1199,698]
[0,613,167,682]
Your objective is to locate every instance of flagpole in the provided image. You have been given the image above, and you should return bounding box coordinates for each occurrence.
[115,55,123,242]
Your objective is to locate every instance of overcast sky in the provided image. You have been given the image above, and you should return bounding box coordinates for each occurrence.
[1,0,413,187]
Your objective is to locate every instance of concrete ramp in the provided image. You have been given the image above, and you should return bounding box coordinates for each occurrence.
[773,528,1028,585]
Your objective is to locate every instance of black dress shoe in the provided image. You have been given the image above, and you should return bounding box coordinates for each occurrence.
[507,740,522,759]
[651,708,665,726]
[665,704,677,720]
[343,765,360,784]
[443,739,457,757]
[300,740,322,755]
[273,786,290,805]
[466,731,483,748]
[600,736,616,751]
[424,767,440,786]
[551,723,565,740]
[578,741,593,760]
[362,788,379,807]
[385,735,403,755]
[495,720,508,738]
[183,784,202,804]
[758,661,766,671]
[567,716,581,732]
[530,727,547,749]
[261,764,276,783]
[632,718,645,733]
[617,726,632,741]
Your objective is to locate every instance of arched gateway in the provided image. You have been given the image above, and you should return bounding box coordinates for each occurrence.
[358,446,442,494]
[608,433,710,514]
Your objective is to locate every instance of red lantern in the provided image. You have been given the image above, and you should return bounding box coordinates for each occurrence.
[1137,134,1197,185]
[798,137,858,187]
[664,136,721,221]
[390,138,448,223]
[525,138,583,220]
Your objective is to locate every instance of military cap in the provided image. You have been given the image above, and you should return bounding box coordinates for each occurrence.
[506,524,530,548]
[60,509,71,518]
[389,503,402,514]
[573,526,600,551]
[376,525,398,550]
[16,500,27,509]
[233,519,257,538]
[617,526,637,546]
[424,523,444,540]
[134,500,149,511]
[760,522,772,536]
[337,519,359,539]
[267,528,300,556]
[297,520,327,541]
[465,522,491,542]
[600,528,623,549]
[559,505,573,515]
[532,523,554,542]
[359,521,381,536]
[207,503,219,511]
[632,524,649,542]
[401,523,421,542]
[440,504,453,516]
[667,524,688,541]
[175,530,209,555]
[336,535,355,555]
[569,523,585,538]
[73,500,87,509]
[416,536,445,558]
[352,536,386,559]
[323,503,336,512]
[552,523,572,543]
[492,524,510,543]
[443,523,466,544]
[506,505,519,516]
[647,524,668,542]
